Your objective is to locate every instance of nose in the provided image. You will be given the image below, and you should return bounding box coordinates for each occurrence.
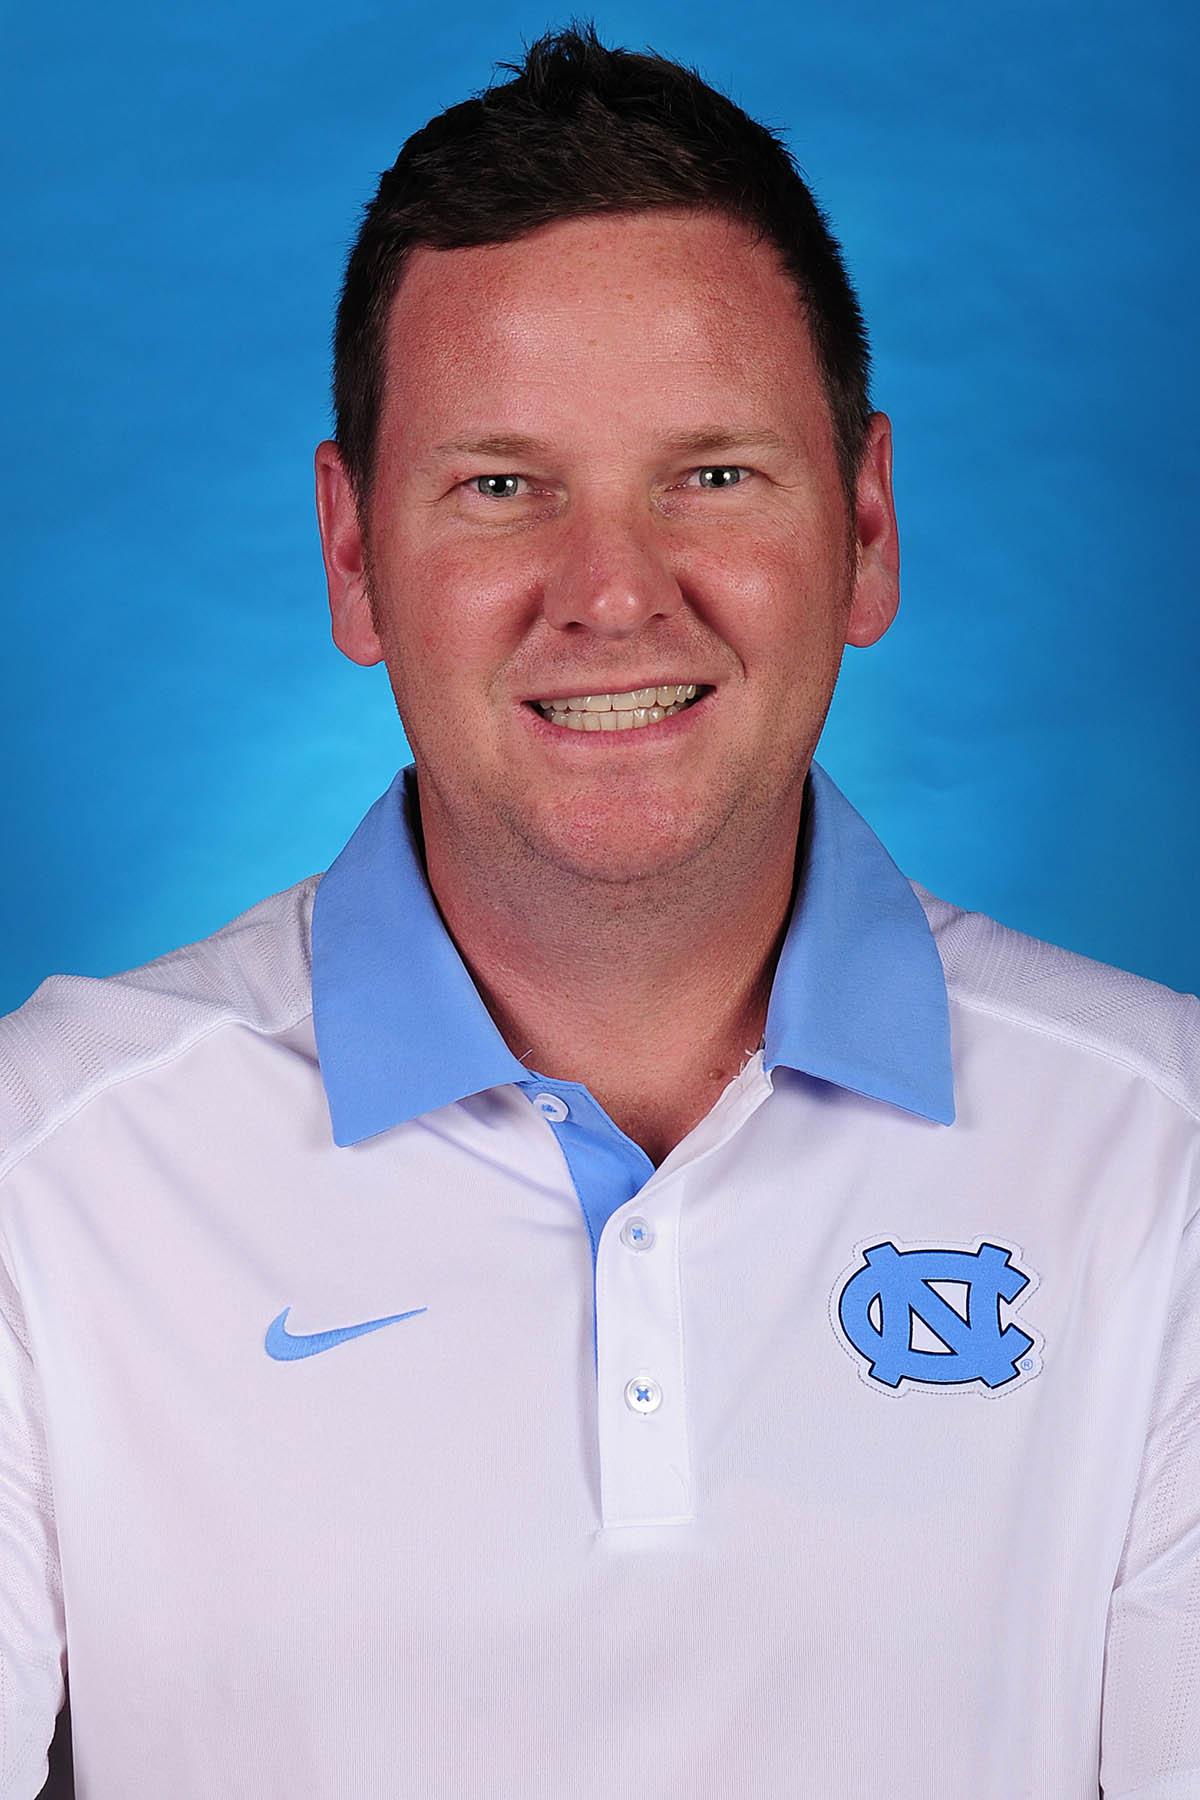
[539,498,683,639]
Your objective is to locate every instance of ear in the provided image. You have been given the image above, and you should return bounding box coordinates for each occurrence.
[844,412,900,649]
[314,440,384,666]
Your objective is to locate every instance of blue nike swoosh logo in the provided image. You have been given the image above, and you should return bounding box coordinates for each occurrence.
[264,1304,428,1361]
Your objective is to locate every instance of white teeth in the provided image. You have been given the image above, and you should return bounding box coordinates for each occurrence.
[539,683,699,714]
[532,683,705,735]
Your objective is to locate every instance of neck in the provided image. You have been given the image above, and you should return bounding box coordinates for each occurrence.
[412,769,808,1156]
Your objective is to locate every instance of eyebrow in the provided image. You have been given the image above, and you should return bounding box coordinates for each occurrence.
[429,426,794,462]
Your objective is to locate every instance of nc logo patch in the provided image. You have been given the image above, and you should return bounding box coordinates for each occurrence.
[831,1237,1042,1396]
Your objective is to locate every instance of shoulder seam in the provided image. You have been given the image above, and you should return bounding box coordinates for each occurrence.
[947,986,1200,1128]
[0,996,316,1191]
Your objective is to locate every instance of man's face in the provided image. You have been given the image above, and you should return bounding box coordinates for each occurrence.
[316,207,898,888]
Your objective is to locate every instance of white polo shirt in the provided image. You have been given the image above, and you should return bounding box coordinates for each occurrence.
[1,758,1197,1800]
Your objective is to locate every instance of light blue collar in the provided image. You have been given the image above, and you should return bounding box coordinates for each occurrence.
[311,760,956,1146]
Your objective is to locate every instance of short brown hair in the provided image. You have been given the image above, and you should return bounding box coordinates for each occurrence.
[332,18,873,522]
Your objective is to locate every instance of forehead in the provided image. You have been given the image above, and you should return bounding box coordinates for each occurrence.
[378,208,827,448]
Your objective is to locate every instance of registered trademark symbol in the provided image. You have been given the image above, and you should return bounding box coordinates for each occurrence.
[1020,1358,1033,1370]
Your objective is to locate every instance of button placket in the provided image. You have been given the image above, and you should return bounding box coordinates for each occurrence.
[596,1182,693,1529]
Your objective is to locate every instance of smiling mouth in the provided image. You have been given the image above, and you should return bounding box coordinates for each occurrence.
[526,685,712,731]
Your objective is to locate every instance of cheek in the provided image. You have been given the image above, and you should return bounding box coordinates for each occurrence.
[373,536,526,683]
[708,530,843,650]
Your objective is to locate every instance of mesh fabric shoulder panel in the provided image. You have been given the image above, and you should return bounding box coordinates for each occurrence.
[0,874,321,1183]
[910,880,1200,1126]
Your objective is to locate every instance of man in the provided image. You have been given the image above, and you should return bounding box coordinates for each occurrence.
[2,21,1196,1800]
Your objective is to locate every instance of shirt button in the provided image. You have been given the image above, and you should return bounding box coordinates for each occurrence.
[620,1216,655,1252]
[533,1092,570,1123]
[624,1376,663,1414]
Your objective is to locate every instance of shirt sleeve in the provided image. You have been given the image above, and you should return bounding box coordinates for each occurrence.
[0,1239,66,1800]
[1100,1185,1200,1799]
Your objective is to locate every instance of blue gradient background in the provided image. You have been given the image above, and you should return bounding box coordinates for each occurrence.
[4,0,1196,1016]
